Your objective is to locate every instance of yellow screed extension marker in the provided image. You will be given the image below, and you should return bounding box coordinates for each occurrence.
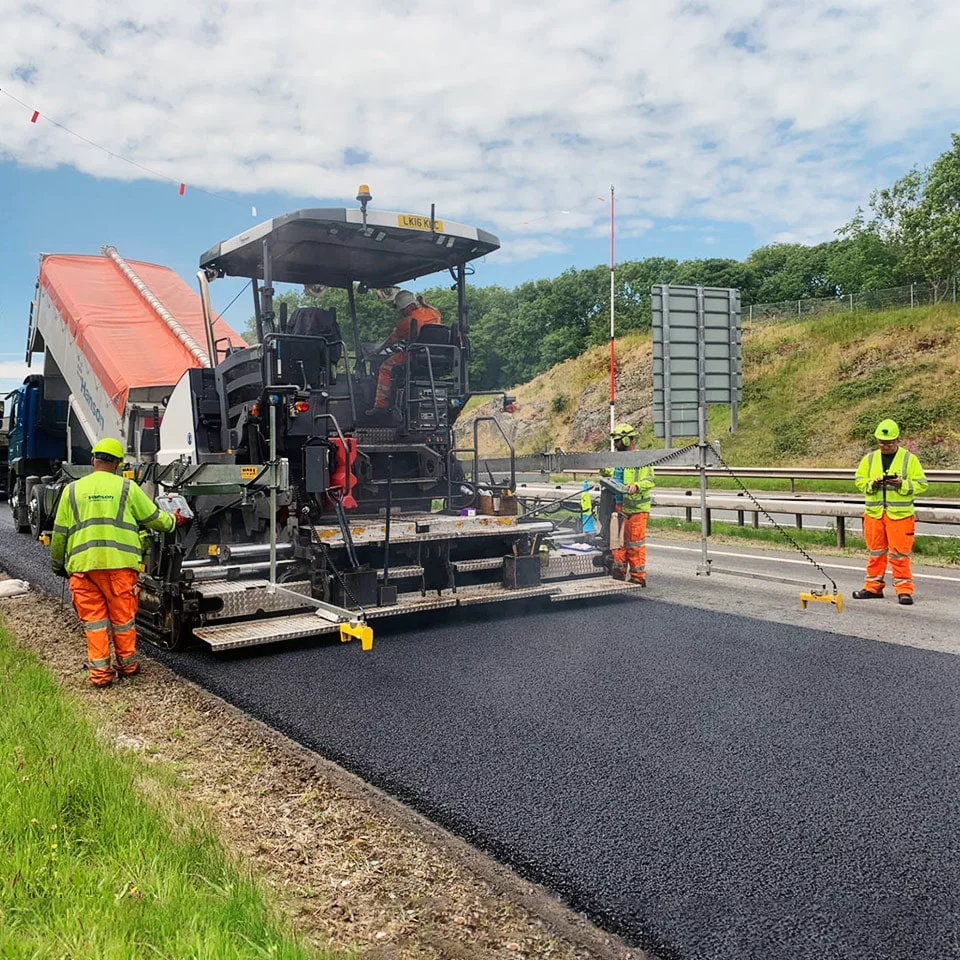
[799,591,844,615]
[340,621,374,651]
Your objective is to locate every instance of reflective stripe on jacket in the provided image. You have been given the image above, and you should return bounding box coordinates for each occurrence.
[50,472,176,575]
[854,446,928,520]
[605,465,655,515]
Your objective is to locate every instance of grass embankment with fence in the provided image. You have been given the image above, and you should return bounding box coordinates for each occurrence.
[469,301,960,470]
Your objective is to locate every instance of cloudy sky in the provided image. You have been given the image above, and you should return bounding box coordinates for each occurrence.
[1,0,958,391]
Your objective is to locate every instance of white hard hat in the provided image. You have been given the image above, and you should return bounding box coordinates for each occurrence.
[393,290,416,311]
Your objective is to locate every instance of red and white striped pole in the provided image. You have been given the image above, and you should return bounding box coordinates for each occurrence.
[609,184,616,451]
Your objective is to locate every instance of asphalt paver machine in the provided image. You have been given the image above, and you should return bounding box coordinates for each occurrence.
[49,193,704,653]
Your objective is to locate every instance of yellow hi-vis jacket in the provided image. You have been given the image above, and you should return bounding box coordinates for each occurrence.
[600,466,656,515]
[50,471,175,575]
[854,446,928,520]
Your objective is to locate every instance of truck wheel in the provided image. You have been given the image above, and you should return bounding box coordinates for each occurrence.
[27,488,44,540]
[10,479,29,534]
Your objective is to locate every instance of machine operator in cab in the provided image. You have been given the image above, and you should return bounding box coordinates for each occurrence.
[365,289,443,413]
[50,438,189,687]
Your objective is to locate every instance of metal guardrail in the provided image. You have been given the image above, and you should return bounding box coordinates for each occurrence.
[559,466,960,490]
[513,480,960,548]
[652,492,960,547]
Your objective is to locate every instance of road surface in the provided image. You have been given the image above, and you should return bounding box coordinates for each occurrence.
[3,508,959,960]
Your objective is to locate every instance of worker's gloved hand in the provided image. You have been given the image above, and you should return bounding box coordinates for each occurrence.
[52,566,69,579]
[626,483,639,494]
[173,510,192,528]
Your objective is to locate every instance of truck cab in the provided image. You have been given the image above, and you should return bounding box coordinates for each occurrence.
[6,375,67,531]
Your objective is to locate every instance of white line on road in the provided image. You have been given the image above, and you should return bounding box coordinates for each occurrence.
[648,542,960,583]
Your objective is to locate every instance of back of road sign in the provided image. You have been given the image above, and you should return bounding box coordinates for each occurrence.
[651,284,742,444]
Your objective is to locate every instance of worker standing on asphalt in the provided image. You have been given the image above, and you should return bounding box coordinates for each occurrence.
[853,419,928,605]
[50,438,187,686]
[366,290,443,412]
[601,424,655,586]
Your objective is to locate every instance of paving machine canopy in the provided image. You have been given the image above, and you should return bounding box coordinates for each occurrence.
[199,208,500,288]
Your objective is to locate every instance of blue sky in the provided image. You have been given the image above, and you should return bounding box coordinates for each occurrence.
[2,0,959,393]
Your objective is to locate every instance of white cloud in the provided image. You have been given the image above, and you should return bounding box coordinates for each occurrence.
[1,0,958,261]
[0,361,29,384]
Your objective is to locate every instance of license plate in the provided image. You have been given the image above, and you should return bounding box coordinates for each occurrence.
[397,214,444,232]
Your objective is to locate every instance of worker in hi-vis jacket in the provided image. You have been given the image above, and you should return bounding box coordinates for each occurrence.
[50,438,188,686]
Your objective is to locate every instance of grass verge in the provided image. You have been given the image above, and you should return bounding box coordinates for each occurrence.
[0,624,334,960]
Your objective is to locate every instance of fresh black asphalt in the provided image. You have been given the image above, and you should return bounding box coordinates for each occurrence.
[3,514,959,959]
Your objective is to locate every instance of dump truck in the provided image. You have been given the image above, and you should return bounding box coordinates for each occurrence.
[21,192,704,653]
[10,248,244,535]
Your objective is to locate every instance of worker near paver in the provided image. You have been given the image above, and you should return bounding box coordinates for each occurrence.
[366,289,443,412]
[50,438,187,686]
[853,419,927,605]
[601,423,655,585]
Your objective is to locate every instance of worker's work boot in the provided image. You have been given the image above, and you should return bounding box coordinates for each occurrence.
[898,594,914,606]
[852,589,884,599]
[364,406,402,424]
[89,669,117,688]
[115,662,141,678]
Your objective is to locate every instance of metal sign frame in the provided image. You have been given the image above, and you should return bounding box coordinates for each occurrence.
[652,284,741,446]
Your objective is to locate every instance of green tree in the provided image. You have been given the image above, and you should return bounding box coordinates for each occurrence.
[672,258,760,302]
[828,223,909,292]
[847,133,960,293]
[745,243,836,302]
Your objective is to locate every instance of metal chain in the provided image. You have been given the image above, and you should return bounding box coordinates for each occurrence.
[712,451,838,593]
[642,442,702,471]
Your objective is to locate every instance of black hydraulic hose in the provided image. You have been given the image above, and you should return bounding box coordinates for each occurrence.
[382,455,393,587]
[332,494,361,569]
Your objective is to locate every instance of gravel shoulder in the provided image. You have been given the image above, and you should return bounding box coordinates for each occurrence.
[0,584,641,960]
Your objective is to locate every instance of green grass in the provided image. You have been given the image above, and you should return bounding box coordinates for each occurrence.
[0,626,335,960]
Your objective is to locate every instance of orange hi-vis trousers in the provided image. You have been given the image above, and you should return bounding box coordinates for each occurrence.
[611,512,648,584]
[374,352,408,408]
[70,569,140,686]
[863,512,916,596]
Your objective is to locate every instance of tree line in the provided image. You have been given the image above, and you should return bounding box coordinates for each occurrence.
[244,134,960,391]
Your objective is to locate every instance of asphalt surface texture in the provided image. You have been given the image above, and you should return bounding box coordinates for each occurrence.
[3,510,960,960]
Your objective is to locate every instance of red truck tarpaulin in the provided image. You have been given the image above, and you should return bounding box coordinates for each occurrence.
[39,254,245,413]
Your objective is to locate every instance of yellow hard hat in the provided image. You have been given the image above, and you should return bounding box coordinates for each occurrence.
[92,437,124,460]
[874,419,900,440]
[611,423,636,440]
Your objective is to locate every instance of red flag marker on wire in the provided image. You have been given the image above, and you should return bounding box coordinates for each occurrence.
[2,86,259,217]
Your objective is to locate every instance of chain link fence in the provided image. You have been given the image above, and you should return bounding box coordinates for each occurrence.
[747,278,958,322]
